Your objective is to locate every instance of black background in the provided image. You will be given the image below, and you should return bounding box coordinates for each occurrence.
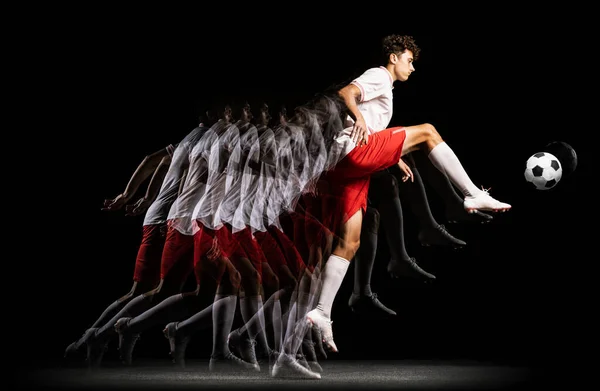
[18,3,591,379]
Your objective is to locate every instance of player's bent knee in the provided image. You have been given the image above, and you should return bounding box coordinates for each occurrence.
[424,123,442,141]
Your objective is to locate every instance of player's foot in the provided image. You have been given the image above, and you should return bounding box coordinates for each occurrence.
[301,338,323,373]
[418,224,466,248]
[296,352,311,370]
[84,328,108,369]
[305,309,337,353]
[64,341,79,358]
[445,203,493,224]
[257,348,279,373]
[64,336,85,358]
[228,329,260,369]
[348,292,397,316]
[209,352,260,373]
[114,317,140,365]
[271,353,321,379]
[463,188,511,213]
[311,327,328,360]
[163,322,191,369]
[65,328,98,358]
[387,258,436,281]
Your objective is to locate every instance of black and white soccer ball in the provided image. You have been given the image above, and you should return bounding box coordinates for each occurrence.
[524,152,563,190]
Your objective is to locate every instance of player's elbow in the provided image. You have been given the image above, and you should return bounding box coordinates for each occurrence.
[338,85,359,104]
[337,87,350,100]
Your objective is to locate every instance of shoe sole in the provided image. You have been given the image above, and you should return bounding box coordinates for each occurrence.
[465,207,510,213]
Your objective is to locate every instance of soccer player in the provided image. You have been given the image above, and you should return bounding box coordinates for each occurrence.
[303,34,511,359]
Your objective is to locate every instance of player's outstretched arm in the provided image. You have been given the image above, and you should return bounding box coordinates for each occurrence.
[102,146,173,211]
[125,155,172,216]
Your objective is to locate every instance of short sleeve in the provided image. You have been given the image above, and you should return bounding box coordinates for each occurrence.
[350,68,389,102]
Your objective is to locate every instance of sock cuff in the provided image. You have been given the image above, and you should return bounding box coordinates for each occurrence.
[427,141,449,158]
[328,254,351,269]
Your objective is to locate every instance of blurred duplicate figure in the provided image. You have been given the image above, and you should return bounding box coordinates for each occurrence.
[113,104,265,373]
[162,102,300,371]
[64,112,214,365]
[82,108,230,367]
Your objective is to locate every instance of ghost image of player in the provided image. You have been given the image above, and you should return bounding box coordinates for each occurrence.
[83,110,226,367]
[64,142,176,361]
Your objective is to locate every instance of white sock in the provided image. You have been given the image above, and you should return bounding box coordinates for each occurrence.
[315,255,350,319]
[427,142,482,197]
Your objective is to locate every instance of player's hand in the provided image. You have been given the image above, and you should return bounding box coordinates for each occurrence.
[350,118,369,146]
[397,158,414,182]
[206,237,222,262]
[102,194,128,211]
[125,197,152,216]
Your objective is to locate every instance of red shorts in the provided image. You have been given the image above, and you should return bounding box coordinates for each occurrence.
[267,225,307,277]
[232,227,263,277]
[321,126,406,233]
[193,224,262,285]
[133,224,166,285]
[253,230,286,272]
[159,226,195,284]
[289,210,331,264]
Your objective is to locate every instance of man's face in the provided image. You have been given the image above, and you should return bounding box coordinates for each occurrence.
[260,105,271,125]
[279,108,287,125]
[223,105,233,124]
[392,49,415,82]
[241,104,253,122]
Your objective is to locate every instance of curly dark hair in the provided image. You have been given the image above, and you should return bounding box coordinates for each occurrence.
[382,35,420,63]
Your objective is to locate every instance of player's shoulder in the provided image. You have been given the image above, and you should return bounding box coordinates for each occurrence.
[356,66,388,79]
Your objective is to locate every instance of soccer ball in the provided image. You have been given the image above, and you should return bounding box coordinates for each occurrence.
[524,152,563,190]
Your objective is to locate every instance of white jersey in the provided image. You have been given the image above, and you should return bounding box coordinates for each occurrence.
[235,124,277,233]
[333,66,395,159]
[264,124,293,227]
[192,120,243,231]
[168,119,231,235]
[219,122,260,231]
[143,127,208,226]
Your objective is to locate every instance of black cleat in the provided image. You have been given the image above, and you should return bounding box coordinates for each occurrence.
[348,293,397,316]
[228,329,260,370]
[84,328,108,369]
[163,322,191,369]
[114,317,140,365]
[301,338,323,373]
[311,327,328,360]
[65,327,98,359]
[257,348,280,374]
[388,258,436,281]
[418,224,466,248]
[209,352,260,373]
